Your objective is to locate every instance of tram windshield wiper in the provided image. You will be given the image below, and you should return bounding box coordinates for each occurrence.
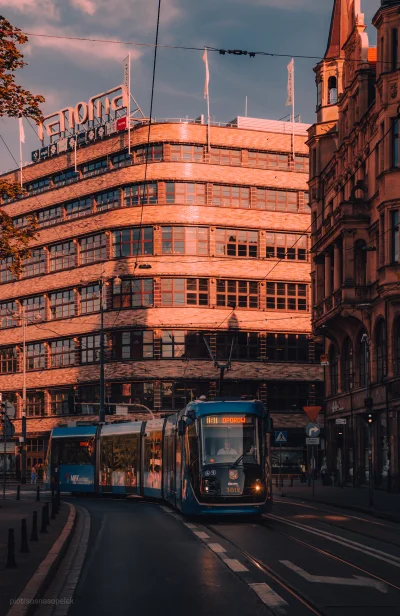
[231,452,247,467]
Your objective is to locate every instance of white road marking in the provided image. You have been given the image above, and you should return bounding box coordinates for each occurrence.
[184,523,197,529]
[280,560,388,594]
[222,558,249,572]
[267,513,400,568]
[194,531,209,539]
[160,505,173,513]
[249,583,288,614]
[208,543,226,553]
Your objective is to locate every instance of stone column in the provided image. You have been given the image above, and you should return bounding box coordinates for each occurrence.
[333,242,342,291]
[324,251,332,297]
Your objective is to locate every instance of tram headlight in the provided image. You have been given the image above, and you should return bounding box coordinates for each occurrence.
[253,480,264,493]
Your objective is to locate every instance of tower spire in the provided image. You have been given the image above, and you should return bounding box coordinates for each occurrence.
[325,0,350,59]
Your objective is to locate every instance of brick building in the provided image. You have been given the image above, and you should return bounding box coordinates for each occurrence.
[309,0,400,491]
[0,110,323,473]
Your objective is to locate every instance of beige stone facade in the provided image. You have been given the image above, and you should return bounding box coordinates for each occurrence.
[309,0,400,490]
[0,114,322,472]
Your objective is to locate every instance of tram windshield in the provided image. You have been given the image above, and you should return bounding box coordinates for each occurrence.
[51,437,95,466]
[200,415,259,465]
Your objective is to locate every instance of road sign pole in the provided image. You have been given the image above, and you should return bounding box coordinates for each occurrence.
[312,445,315,496]
[279,442,282,495]
[3,404,7,500]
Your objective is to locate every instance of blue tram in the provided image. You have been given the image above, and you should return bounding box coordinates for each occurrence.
[45,399,272,516]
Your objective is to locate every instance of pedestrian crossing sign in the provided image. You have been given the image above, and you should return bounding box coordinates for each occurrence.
[275,431,287,443]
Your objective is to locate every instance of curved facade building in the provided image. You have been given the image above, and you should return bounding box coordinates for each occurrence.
[0,115,323,471]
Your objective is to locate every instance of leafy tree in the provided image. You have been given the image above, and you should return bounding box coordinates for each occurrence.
[0,16,44,274]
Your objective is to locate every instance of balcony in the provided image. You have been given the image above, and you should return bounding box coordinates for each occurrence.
[314,286,371,324]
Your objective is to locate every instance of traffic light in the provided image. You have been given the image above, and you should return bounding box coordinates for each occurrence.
[363,411,378,425]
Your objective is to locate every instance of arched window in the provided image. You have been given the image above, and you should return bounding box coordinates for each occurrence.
[359,333,367,387]
[393,318,400,375]
[328,76,337,105]
[376,320,387,382]
[342,337,353,391]
[329,345,338,395]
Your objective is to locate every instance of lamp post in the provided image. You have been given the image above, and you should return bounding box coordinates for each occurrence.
[99,277,107,424]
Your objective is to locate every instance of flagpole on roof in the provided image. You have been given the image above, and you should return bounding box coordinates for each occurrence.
[19,117,25,188]
[203,48,211,153]
[286,58,295,166]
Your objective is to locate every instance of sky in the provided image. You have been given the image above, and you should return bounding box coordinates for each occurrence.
[0,0,382,173]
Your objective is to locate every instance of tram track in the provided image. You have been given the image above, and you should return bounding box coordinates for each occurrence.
[203,522,327,616]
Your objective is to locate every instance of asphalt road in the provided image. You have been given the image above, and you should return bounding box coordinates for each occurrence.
[62,496,400,616]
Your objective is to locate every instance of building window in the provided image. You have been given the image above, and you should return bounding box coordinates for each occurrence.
[166,182,206,205]
[170,144,203,162]
[49,242,76,271]
[53,169,78,187]
[26,392,44,417]
[26,177,50,195]
[112,330,154,359]
[135,144,163,163]
[212,185,250,208]
[160,279,209,306]
[268,381,309,412]
[215,229,258,257]
[13,215,31,230]
[329,346,338,395]
[328,76,337,104]
[266,333,309,362]
[392,210,399,263]
[110,382,154,408]
[50,389,73,415]
[161,227,208,255]
[342,337,354,391]
[161,381,206,410]
[124,183,158,206]
[96,190,120,212]
[266,283,308,311]
[0,347,17,373]
[295,157,309,173]
[359,334,367,387]
[376,320,387,381]
[161,331,185,358]
[216,280,258,308]
[81,284,100,314]
[21,249,46,278]
[216,332,259,360]
[392,118,399,168]
[80,234,107,265]
[50,290,75,319]
[80,335,100,363]
[394,320,400,375]
[317,80,322,107]
[0,257,16,284]
[82,158,107,177]
[247,151,288,170]
[37,206,63,228]
[111,151,131,168]
[0,301,18,329]
[256,189,297,212]
[112,228,153,257]
[65,198,92,220]
[23,296,45,321]
[265,232,307,260]
[50,339,76,367]
[185,332,210,358]
[210,148,241,166]
[26,437,45,452]
[392,28,398,70]
[112,278,153,308]
[26,343,46,370]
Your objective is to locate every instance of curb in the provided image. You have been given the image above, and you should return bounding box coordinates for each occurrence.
[278,493,400,524]
[6,503,77,616]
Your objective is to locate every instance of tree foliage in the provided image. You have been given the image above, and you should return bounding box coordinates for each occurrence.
[0,16,45,274]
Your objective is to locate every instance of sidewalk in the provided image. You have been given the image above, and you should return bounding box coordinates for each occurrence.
[274,480,400,523]
[0,498,70,616]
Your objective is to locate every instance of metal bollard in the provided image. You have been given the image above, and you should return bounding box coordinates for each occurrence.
[20,519,29,553]
[31,511,38,542]
[44,502,50,527]
[16,485,20,501]
[40,506,48,534]
[6,529,17,568]
[50,498,56,520]
[36,485,40,502]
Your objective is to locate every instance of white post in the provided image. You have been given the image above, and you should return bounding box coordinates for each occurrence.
[74,138,77,173]
[245,96,248,118]
[19,127,23,188]
[128,52,131,156]
[292,60,296,165]
[22,305,26,417]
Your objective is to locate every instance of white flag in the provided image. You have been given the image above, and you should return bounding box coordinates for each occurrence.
[19,117,25,143]
[203,49,209,100]
[123,55,130,89]
[286,58,294,107]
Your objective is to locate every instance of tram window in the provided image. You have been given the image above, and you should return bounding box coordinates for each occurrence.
[144,430,162,489]
[52,438,95,466]
[201,417,259,465]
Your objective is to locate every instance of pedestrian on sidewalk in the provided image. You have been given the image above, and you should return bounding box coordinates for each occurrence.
[300,463,306,483]
[30,464,37,485]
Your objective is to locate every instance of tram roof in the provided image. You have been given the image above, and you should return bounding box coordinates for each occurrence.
[185,400,266,417]
[51,426,97,438]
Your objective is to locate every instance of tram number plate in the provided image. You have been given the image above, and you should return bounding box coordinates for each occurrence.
[226,486,241,494]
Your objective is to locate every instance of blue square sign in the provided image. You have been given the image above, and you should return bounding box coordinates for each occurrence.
[275,431,287,443]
